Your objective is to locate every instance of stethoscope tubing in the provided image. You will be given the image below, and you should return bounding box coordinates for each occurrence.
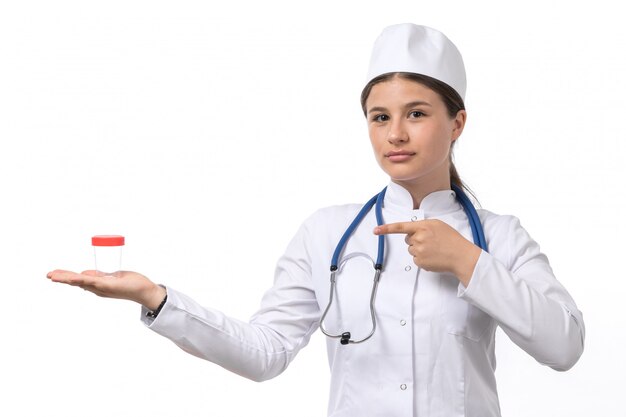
[451,184,488,253]
[330,188,387,271]
[322,185,488,346]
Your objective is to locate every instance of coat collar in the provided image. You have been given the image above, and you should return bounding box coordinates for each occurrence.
[383,181,461,216]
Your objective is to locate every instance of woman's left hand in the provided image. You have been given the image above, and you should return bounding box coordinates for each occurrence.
[374,219,481,286]
[46,269,166,310]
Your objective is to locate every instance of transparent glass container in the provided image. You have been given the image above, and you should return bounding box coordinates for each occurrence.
[91,235,124,277]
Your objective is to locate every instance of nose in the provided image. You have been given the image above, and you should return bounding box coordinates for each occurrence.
[387,120,408,145]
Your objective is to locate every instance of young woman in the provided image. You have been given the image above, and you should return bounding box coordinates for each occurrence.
[47,24,585,417]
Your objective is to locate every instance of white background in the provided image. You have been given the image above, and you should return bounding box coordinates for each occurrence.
[1,0,624,416]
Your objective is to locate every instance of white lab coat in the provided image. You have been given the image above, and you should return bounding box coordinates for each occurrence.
[141,181,585,417]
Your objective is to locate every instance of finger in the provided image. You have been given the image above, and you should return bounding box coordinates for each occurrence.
[82,270,129,278]
[47,269,77,281]
[79,284,108,297]
[48,270,97,286]
[374,222,415,235]
[46,269,74,279]
[408,245,422,258]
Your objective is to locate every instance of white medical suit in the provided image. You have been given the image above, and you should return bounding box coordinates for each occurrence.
[141,181,585,417]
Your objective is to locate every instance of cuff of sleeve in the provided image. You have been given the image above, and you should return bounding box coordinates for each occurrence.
[457,249,488,299]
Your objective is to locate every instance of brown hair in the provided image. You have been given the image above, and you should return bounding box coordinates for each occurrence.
[360,72,476,200]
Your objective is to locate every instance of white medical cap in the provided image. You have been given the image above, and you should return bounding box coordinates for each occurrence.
[365,23,467,100]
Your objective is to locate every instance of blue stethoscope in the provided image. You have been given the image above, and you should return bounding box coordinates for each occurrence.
[319,184,489,345]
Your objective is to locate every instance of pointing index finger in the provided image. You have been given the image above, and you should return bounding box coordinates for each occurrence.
[374,222,414,235]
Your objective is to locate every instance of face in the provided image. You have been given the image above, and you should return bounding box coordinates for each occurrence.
[365,76,466,191]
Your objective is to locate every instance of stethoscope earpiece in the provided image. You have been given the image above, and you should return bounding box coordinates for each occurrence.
[340,332,351,345]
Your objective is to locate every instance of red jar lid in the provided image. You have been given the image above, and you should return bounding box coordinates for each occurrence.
[92,235,125,246]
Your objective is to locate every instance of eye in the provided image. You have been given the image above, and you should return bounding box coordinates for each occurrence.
[372,114,389,122]
[409,111,424,118]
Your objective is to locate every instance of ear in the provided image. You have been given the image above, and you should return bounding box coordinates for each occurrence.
[451,110,467,143]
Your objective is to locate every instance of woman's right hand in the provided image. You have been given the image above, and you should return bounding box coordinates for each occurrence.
[46,269,167,311]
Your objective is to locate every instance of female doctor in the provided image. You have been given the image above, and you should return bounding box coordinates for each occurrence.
[47,24,585,417]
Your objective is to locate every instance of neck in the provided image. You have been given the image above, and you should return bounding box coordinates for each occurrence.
[392,176,451,209]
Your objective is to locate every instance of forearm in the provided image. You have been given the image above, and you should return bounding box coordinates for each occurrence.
[451,240,482,287]
[459,251,585,371]
[141,287,319,382]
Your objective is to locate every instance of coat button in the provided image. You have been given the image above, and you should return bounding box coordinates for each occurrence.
[400,319,406,326]
[400,384,407,390]
[411,216,418,221]
[405,265,412,272]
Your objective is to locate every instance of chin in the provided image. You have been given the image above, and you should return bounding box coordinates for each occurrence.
[381,161,449,186]
[384,168,424,183]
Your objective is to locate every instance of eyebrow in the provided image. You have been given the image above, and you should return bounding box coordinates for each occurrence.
[367,100,432,114]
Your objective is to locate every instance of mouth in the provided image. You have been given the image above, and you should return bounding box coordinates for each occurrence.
[385,150,416,162]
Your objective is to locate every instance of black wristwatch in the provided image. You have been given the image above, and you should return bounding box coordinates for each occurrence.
[146,287,168,319]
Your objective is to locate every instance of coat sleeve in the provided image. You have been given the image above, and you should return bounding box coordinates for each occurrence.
[458,215,585,371]
[139,218,321,382]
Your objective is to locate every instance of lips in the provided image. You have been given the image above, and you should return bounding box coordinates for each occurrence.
[385,150,416,162]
